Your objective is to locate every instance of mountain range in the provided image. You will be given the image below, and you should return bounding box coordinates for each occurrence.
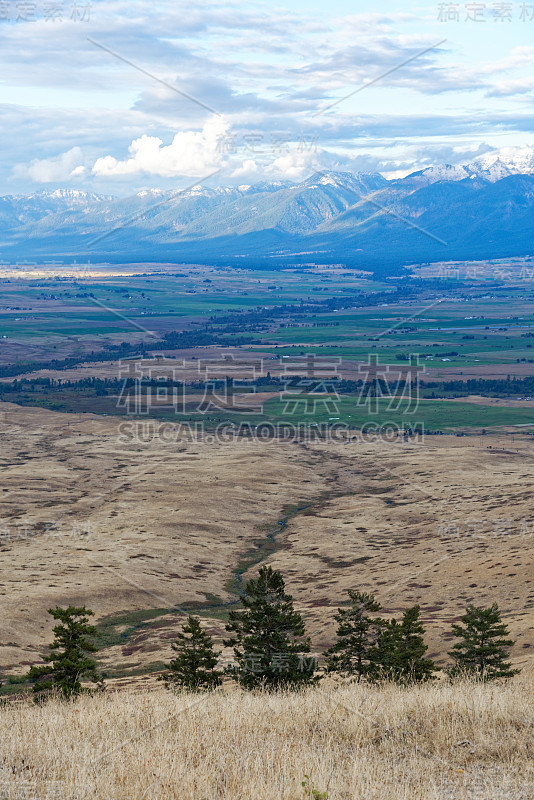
[2,146,534,274]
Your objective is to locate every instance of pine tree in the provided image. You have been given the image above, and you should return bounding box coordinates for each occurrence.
[324,591,384,681]
[396,605,435,682]
[159,615,221,691]
[370,606,434,683]
[370,618,403,681]
[26,606,103,700]
[224,566,316,689]
[448,603,519,680]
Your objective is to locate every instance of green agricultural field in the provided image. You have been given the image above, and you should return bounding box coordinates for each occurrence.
[4,265,534,429]
[262,395,534,430]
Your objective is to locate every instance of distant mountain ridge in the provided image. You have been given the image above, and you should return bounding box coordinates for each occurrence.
[407,146,534,186]
[2,146,534,272]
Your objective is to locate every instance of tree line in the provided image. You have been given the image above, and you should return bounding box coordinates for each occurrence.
[421,375,534,397]
[15,567,518,700]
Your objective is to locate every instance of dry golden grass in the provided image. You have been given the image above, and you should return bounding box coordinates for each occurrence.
[1,680,533,799]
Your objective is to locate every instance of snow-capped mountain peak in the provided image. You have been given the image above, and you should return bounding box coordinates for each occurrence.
[407,164,474,183]
[136,188,165,198]
[473,145,534,176]
[405,146,534,186]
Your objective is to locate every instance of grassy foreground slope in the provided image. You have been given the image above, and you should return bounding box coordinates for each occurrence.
[1,681,533,799]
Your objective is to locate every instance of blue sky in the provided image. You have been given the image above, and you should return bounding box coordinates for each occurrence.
[2,0,534,194]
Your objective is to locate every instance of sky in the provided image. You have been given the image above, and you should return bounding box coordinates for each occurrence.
[2,0,534,195]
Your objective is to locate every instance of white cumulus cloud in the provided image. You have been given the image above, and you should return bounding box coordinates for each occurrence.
[92,117,229,178]
[268,149,323,180]
[13,147,86,183]
[231,158,260,179]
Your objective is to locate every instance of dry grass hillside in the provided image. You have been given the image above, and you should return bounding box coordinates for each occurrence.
[0,680,533,799]
[1,400,533,678]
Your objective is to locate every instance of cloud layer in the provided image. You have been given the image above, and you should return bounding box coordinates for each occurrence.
[2,0,534,193]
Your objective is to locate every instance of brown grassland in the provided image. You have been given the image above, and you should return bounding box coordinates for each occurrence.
[1,401,534,677]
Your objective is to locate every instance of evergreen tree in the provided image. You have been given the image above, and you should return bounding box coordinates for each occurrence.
[224,566,316,689]
[396,605,435,682]
[26,606,103,700]
[159,615,221,691]
[448,604,519,680]
[370,606,434,683]
[324,591,384,681]
[370,617,403,681]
